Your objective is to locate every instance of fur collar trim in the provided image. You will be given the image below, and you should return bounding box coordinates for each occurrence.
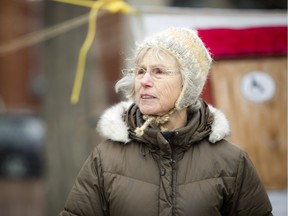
[96,101,230,143]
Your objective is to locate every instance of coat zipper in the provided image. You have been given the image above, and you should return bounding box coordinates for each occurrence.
[171,148,177,216]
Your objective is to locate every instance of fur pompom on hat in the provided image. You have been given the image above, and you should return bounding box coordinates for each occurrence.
[135,27,212,110]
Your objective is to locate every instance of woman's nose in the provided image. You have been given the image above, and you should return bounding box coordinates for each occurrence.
[140,72,153,87]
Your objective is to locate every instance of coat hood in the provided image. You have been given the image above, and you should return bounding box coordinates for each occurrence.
[96,100,230,144]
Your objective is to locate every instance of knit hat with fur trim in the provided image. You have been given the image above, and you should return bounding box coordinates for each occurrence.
[135,27,212,110]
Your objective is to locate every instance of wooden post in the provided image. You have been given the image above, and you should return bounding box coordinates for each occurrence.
[42,3,128,216]
[42,3,93,216]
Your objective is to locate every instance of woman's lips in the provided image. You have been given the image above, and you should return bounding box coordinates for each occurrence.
[140,94,156,99]
[141,95,155,99]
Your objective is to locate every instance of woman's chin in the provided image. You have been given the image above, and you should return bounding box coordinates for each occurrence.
[139,106,167,116]
[140,109,156,116]
[139,106,158,116]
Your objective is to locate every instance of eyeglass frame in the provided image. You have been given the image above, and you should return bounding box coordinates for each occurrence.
[132,66,180,80]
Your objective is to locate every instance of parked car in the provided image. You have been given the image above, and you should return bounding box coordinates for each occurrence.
[0,114,45,179]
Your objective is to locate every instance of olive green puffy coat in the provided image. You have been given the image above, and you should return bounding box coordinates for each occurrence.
[60,101,272,216]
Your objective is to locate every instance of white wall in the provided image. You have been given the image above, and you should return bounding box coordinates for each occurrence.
[128,7,287,41]
[126,0,169,7]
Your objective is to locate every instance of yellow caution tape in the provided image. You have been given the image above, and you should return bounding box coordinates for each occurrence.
[52,0,136,104]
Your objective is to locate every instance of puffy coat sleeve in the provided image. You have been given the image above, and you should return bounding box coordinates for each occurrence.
[59,147,108,216]
[230,151,273,216]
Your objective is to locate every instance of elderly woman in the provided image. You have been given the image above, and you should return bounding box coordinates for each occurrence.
[60,27,272,216]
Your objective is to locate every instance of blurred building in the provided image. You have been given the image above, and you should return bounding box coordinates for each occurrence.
[0,0,287,216]
[170,0,287,9]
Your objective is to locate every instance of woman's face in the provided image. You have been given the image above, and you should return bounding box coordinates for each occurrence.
[134,50,182,116]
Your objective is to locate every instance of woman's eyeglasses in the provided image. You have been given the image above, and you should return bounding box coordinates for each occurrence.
[134,67,179,80]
